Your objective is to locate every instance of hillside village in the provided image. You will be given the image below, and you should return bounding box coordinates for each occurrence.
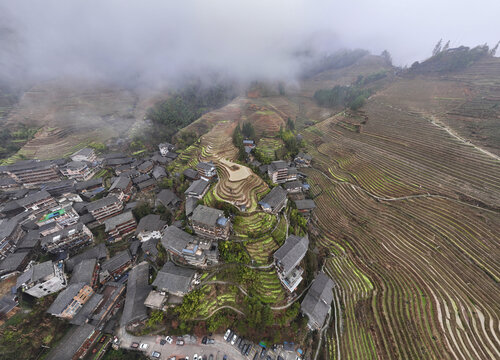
[0,136,322,359]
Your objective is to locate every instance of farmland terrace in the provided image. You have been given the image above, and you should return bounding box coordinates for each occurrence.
[180,54,500,359]
[294,56,500,359]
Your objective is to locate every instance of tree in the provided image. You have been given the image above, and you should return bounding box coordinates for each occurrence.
[241,122,256,139]
[381,50,392,65]
[133,202,153,220]
[442,40,451,52]
[278,82,285,96]
[147,310,164,327]
[490,41,500,56]
[432,39,443,56]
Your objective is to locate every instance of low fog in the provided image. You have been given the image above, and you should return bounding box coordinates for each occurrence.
[1,0,498,87]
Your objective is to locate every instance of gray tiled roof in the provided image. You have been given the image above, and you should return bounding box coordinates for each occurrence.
[301,272,334,329]
[74,178,103,192]
[184,179,209,197]
[70,293,103,325]
[152,261,195,294]
[197,161,215,171]
[183,168,199,180]
[296,152,312,161]
[109,176,131,191]
[136,214,166,234]
[47,282,86,315]
[185,197,197,217]
[72,148,94,157]
[142,238,159,258]
[161,226,196,256]
[101,250,131,273]
[284,180,303,190]
[103,211,135,232]
[70,258,97,285]
[294,199,316,210]
[152,166,167,179]
[137,178,156,190]
[46,323,96,360]
[120,262,150,326]
[17,230,41,250]
[191,205,223,227]
[269,160,288,172]
[132,174,150,185]
[64,161,87,170]
[138,161,153,172]
[30,261,54,283]
[157,189,180,207]
[16,190,52,207]
[259,186,287,210]
[0,159,56,173]
[274,235,309,276]
[0,251,30,273]
[86,196,120,212]
[40,222,87,248]
[66,243,108,271]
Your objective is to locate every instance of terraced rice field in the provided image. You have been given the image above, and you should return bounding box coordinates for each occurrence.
[233,212,277,238]
[196,100,269,210]
[302,108,500,359]
[255,138,284,161]
[194,284,239,319]
[254,268,286,304]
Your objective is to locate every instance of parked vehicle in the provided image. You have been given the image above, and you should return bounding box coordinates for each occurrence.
[194,354,199,360]
[235,337,242,347]
[209,355,214,360]
[223,356,227,360]
[139,343,149,350]
[207,338,215,344]
[253,352,259,360]
[151,351,161,358]
[260,348,267,358]
[176,339,185,346]
[202,336,208,344]
[131,342,139,349]
[242,344,249,354]
[166,336,173,344]
[231,334,238,345]
[224,329,231,341]
[245,345,253,356]
[160,339,167,345]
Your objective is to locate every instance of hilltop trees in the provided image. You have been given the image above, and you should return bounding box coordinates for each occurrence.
[314,85,371,111]
[146,82,236,144]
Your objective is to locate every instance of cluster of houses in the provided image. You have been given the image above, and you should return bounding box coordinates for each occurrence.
[0,138,332,358]
[257,156,316,216]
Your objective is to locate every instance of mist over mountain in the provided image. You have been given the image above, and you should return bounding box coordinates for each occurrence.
[1,0,498,88]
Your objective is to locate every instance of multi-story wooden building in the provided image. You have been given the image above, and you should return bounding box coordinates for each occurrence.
[103,211,137,242]
[41,222,94,254]
[190,205,231,240]
[86,196,123,222]
[0,160,61,187]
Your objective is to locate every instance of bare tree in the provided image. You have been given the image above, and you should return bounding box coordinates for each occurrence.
[432,39,443,56]
[442,40,450,52]
[490,41,500,56]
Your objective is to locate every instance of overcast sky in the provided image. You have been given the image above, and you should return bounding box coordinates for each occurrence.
[1,0,498,86]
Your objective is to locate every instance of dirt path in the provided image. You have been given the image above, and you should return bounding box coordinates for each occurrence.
[315,168,499,214]
[426,114,500,161]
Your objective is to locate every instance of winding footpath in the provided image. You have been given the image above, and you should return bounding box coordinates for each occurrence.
[315,168,499,214]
